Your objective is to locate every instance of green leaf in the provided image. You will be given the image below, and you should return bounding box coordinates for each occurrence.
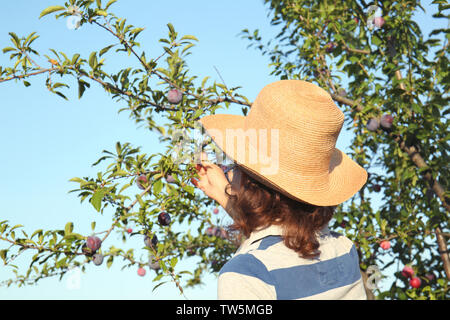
[183,185,195,196]
[167,23,175,35]
[181,43,195,55]
[63,233,84,241]
[96,10,107,16]
[54,91,68,100]
[153,273,164,282]
[201,76,210,88]
[89,52,97,68]
[107,256,114,268]
[69,177,85,184]
[8,32,20,47]
[0,250,7,263]
[131,28,145,35]
[91,221,96,231]
[2,47,16,53]
[193,108,203,120]
[135,194,145,207]
[380,219,388,235]
[105,0,117,10]
[411,103,423,115]
[64,222,74,235]
[152,281,168,292]
[180,35,198,41]
[99,45,115,56]
[10,225,23,232]
[111,170,128,177]
[170,257,178,268]
[25,32,40,46]
[53,82,69,89]
[71,53,80,64]
[31,229,43,239]
[91,189,106,212]
[119,183,131,194]
[78,80,86,99]
[39,6,66,19]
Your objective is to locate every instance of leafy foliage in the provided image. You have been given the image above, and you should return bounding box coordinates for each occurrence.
[240,0,449,299]
[0,0,247,295]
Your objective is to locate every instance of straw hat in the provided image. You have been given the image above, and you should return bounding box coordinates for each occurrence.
[197,80,367,206]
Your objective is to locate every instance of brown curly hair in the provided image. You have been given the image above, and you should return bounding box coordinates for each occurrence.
[225,167,336,259]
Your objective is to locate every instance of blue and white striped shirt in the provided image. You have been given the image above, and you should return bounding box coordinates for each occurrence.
[218,224,367,300]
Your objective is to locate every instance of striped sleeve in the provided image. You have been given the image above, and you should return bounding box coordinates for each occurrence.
[218,253,276,300]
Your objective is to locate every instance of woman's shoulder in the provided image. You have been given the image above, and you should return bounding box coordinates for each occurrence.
[324,230,356,250]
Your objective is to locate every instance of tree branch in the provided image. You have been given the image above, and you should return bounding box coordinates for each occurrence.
[0,68,57,83]
[69,66,174,112]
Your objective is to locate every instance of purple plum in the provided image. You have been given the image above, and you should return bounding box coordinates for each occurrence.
[136,174,148,190]
[144,235,158,248]
[158,212,171,226]
[380,114,394,129]
[92,253,104,266]
[165,174,176,183]
[86,236,102,251]
[367,118,380,132]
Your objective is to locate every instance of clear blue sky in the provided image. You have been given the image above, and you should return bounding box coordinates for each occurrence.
[0,0,444,299]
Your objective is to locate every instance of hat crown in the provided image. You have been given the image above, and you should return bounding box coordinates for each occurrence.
[252,80,344,123]
[244,80,345,177]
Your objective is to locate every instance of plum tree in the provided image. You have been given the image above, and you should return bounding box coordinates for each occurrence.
[240,0,449,300]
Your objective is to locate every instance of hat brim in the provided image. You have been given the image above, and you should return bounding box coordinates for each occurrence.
[197,114,367,207]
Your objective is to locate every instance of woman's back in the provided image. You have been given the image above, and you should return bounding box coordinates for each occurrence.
[218,224,367,300]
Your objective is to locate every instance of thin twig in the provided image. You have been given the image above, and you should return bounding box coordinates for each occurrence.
[0,68,57,83]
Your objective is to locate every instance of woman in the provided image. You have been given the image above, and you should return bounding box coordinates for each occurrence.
[191,80,368,300]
